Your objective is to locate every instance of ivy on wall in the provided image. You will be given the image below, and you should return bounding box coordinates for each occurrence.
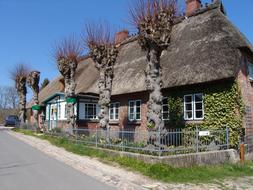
[166,81,244,148]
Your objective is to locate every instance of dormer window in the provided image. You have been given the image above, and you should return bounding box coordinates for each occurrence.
[248,60,253,81]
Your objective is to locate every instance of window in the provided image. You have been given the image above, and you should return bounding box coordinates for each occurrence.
[58,104,61,119]
[184,94,204,120]
[84,103,99,120]
[64,104,67,119]
[162,97,169,120]
[109,102,120,121]
[46,105,50,120]
[128,100,141,121]
[248,59,253,80]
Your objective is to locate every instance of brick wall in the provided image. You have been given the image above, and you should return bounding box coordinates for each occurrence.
[236,55,253,136]
[111,91,149,132]
[77,120,99,129]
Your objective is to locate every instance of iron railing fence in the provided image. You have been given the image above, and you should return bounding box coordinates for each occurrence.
[45,127,230,156]
[244,134,253,153]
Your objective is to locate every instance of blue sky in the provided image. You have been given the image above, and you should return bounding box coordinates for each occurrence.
[0,0,252,93]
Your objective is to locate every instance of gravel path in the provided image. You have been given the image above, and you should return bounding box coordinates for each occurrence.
[8,131,253,190]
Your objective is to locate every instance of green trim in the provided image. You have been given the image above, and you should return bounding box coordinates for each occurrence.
[66,97,77,103]
[42,92,64,104]
[32,105,41,110]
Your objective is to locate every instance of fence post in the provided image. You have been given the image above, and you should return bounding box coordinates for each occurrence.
[96,127,98,148]
[121,130,124,152]
[226,127,229,149]
[75,129,78,144]
[196,126,199,153]
[159,127,161,157]
[240,143,245,163]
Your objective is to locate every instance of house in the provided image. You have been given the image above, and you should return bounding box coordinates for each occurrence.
[28,0,253,146]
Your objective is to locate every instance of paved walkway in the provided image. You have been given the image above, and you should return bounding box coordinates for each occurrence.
[0,130,114,190]
[6,129,253,190]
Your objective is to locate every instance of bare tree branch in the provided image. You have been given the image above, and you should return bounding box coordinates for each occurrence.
[84,21,116,50]
[10,63,29,124]
[54,36,83,66]
[83,21,118,130]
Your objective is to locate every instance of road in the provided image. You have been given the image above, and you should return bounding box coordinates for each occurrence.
[0,128,114,190]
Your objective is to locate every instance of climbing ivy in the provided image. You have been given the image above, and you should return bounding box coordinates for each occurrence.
[166,81,244,148]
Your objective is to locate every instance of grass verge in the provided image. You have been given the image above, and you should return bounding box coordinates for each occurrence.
[13,128,253,184]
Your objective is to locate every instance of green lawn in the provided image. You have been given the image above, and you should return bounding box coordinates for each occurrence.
[13,128,253,184]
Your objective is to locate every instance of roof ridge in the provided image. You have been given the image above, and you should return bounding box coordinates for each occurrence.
[117,1,222,47]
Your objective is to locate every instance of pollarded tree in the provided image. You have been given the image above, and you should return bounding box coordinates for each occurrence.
[27,71,40,131]
[54,37,82,131]
[10,64,29,125]
[85,23,118,130]
[129,0,178,134]
[40,78,50,90]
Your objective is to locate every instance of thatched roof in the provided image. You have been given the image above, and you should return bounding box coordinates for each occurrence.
[111,3,253,95]
[27,58,99,107]
[30,2,253,105]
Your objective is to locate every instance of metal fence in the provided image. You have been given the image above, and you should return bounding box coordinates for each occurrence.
[244,134,253,153]
[46,127,230,156]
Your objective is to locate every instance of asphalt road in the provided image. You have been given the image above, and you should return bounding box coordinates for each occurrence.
[0,129,114,190]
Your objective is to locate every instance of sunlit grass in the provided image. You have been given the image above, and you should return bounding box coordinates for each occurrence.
[13,128,253,184]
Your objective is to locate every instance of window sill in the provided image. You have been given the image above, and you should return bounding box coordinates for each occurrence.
[127,120,142,125]
[109,120,119,124]
[184,120,204,124]
[78,119,99,123]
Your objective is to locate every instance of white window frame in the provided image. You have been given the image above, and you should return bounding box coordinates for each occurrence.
[162,97,169,120]
[46,105,50,120]
[84,103,99,120]
[58,104,61,119]
[128,100,141,121]
[247,59,253,81]
[109,102,120,121]
[184,93,204,120]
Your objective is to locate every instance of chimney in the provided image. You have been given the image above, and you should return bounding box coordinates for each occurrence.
[115,30,129,45]
[185,0,201,16]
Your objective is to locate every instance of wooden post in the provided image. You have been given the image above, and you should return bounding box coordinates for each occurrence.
[240,144,245,163]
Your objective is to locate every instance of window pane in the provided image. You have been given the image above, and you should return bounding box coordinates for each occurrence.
[185,95,192,102]
[163,97,168,105]
[58,105,61,119]
[185,111,192,119]
[195,111,203,119]
[136,113,140,120]
[163,105,169,112]
[186,104,192,111]
[129,101,134,108]
[195,102,203,110]
[249,63,253,79]
[115,107,119,120]
[129,113,134,120]
[163,112,169,120]
[195,94,202,102]
[136,100,141,107]
[136,106,141,113]
[130,107,134,114]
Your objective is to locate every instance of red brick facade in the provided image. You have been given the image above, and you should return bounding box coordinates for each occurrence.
[110,91,149,132]
[236,55,253,136]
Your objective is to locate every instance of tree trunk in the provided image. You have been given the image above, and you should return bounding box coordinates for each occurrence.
[28,71,40,132]
[146,47,165,145]
[64,62,77,134]
[18,88,27,126]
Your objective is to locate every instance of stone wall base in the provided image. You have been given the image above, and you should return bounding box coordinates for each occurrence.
[94,148,240,168]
